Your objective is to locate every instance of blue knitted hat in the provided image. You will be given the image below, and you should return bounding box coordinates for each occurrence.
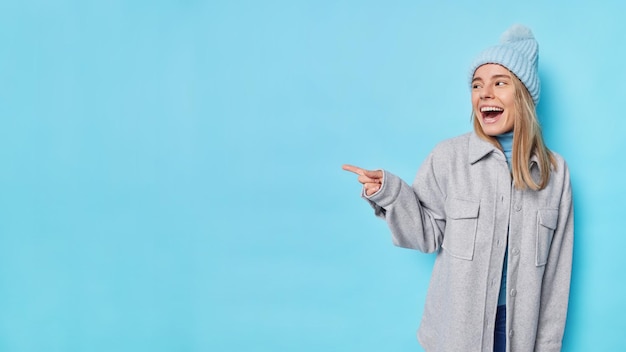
[469,24,540,105]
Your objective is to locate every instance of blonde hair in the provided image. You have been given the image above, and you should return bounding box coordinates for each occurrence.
[473,73,556,190]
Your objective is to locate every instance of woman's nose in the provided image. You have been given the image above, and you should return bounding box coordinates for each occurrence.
[480,86,493,99]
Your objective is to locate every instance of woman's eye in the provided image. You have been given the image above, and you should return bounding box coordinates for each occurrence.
[496,81,506,86]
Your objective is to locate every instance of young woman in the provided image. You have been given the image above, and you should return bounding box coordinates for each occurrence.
[343,24,573,352]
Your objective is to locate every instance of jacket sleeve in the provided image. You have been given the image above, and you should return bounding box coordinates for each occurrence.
[363,152,447,253]
[534,163,574,352]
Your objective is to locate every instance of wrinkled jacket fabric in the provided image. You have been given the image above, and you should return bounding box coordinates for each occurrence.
[365,132,573,352]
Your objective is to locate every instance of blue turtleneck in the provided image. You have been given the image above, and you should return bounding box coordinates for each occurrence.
[495,130,513,306]
[497,130,514,168]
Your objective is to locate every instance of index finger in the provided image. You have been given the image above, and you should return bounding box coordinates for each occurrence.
[342,164,365,176]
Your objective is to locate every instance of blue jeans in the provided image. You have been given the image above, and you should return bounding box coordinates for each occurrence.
[494,305,506,352]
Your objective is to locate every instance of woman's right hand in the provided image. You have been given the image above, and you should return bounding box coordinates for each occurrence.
[342,164,384,196]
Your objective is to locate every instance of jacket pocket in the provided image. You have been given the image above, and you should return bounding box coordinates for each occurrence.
[536,209,559,266]
[443,198,480,260]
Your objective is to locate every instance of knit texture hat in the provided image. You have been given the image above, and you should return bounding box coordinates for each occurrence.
[469,24,540,105]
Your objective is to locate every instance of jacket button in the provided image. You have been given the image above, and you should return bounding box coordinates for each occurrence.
[510,289,517,297]
[512,248,520,256]
[509,329,514,337]
[514,203,522,211]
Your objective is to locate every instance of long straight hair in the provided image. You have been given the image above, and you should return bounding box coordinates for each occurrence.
[473,73,556,190]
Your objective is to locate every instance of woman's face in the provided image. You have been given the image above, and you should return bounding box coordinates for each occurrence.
[472,64,516,136]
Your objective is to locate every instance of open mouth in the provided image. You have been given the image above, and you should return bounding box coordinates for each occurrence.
[480,106,504,123]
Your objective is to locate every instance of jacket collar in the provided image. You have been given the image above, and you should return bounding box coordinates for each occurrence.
[468,132,499,164]
[468,131,540,168]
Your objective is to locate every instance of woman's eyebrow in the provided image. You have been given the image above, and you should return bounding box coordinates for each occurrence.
[491,74,512,80]
[472,74,511,83]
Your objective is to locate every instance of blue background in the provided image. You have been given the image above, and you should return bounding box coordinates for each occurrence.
[0,1,623,351]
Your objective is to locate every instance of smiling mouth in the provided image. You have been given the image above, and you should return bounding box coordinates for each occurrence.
[480,106,504,123]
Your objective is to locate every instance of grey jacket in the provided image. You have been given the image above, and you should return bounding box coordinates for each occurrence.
[365,132,573,352]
